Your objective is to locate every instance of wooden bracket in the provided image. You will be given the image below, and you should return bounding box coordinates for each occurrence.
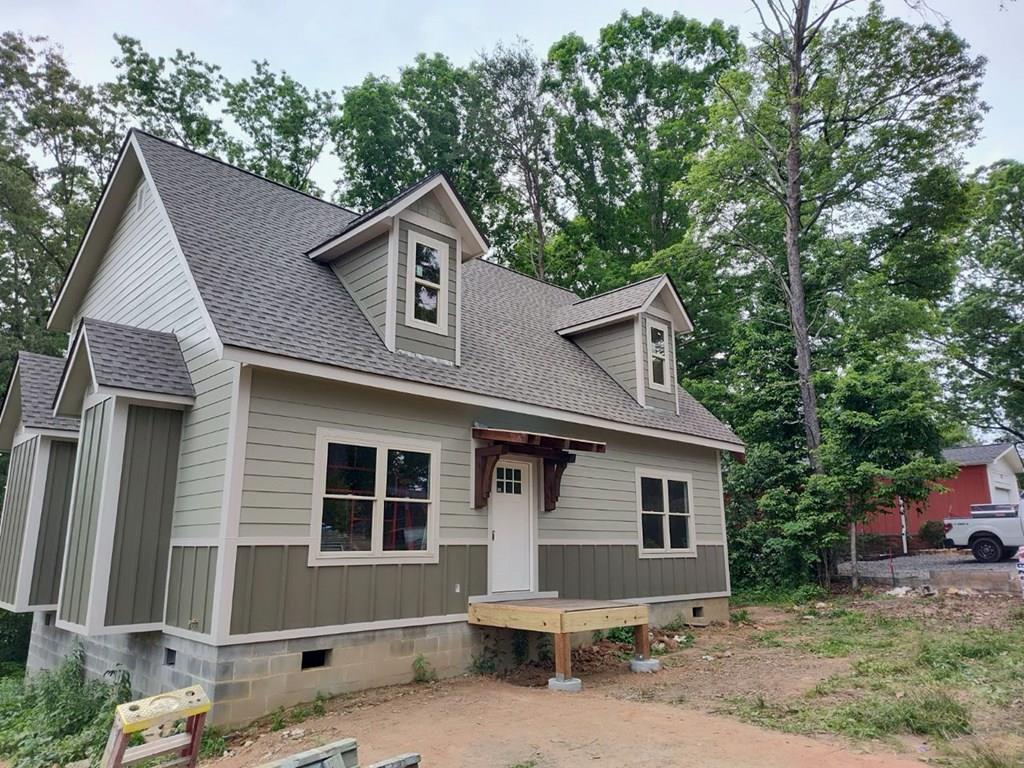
[473,445,508,508]
[542,455,575,512]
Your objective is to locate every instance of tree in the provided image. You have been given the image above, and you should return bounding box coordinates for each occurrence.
[946,160,1024,441]
[223,60,337,195]
[543,10,741,293]
[109,35,226,153]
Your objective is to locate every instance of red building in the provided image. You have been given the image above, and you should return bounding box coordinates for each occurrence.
[859,443,1023,551]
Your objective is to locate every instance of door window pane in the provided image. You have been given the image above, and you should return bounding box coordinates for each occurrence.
[386,449,430,499]
[415,242,441,283]
[640,476,664,512]
[667,480,689,514]
[669,514,690,550]
[325,443,377,496]
[383,501,429,551]
[414,284,439,324]
[321,498,373,551]
[642,513,664,549]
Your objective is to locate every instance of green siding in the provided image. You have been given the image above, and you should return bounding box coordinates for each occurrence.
[395,219,458,362]
[0,438,39,605]
[105,406,183,627]
[574,320,638,399]
[60,399,111,626]
[229,544,487,635]
[539,544,728,599]
[332,234,389,339]
[29,440,77,607]
[165,545,217,634]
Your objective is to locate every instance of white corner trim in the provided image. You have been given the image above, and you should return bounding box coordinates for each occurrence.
[455,237,463,367]
[384,218,399,352]
[130,134,224,359]
[403,229,450,337]
[12,436,51,611]
[221,346,746,454]
[717,450,732,594]
[646,317,672,393]
[633,317,646,408]
[635,466,698,559]
[307,426,442,567]
[53,331,97,417]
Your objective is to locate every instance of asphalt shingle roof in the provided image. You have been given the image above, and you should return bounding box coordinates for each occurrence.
[942,443,1018,467]
[17,353,80,432]
[81,318,195,398]
[552,275,664,331]
[132,131,741,447]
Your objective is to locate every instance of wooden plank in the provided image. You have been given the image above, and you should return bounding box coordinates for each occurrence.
[560,605,649,634]
[122,733,192,764]
[553,632,572,681]
[467,602,562,632]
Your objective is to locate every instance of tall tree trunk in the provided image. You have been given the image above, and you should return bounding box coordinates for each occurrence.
[849,521,860,591]
[784,0,824,473]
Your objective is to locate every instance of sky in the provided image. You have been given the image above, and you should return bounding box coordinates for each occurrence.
[4,0,1022,190]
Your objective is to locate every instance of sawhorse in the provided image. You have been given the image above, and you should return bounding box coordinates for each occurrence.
[101,685,211,768]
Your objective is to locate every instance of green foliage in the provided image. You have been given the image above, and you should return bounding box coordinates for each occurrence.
[0,609,31,665]
[411,653,437,683]
[919,520,949,549]
[312,691,327,717]
[730,609,750,624]
[198,726,227,760]
[511,630,530,667]
[468,647,498,676]
[601,626,636,645]
[269,707,285,731]
[0,646,132,768]
[730,584,824,607]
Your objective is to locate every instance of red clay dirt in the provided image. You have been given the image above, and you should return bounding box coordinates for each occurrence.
[208,676,921,768]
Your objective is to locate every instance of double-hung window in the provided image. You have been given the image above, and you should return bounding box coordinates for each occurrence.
[647,318,671,391]
[311,428,440,565]
[636,469,695,557]
[405,230,449,335]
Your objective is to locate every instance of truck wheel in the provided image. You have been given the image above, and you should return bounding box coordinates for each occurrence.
[970,536,1002,564]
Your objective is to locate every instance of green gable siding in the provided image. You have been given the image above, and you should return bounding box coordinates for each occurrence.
[0,438,38,605]
[29,440,77,607]
[165,544,217,634]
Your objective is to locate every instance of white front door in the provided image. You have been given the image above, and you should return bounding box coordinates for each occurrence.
[489,460,534,593]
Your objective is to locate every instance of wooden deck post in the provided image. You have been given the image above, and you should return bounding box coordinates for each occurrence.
[553,632,572,681]
[633,623,651,660]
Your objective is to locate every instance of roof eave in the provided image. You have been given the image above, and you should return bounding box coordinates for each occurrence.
[0,362,23,451]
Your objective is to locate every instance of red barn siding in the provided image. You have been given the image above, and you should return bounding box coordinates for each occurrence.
[860,464,991,540]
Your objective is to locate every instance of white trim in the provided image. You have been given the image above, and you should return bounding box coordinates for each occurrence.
[130,135,224,358]
[633,316,646,408]
[627,590,730,605]
[222,346,746,454]
[717,450,732,595]
[468,591,558,604]
[169,537,221,548]
[487,456,539,595]
[225,611,469,645]
[646,317,672,393]
[403,229,450,336]
[438,535,488,545]
[233,535,310,547]
[93,387,194,408]
[308,426,442,567]
[14,427,78,444]
[308,174,487,261]
[53,331,97,417]
[635,467,697,559]
[399,210,460,241]
[13,436,52,611]
[0,360,22,450]
[55,617,88,635]
[454,237,463,366]
[162,624,218,643]
[537,538,638,546]
[558,307,648,337]
[556,276,693,337]
[210,364,251,644]
[384,218,399,352]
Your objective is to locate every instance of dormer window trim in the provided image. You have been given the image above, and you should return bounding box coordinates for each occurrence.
[646,317,672,393]
[404,230,450,336]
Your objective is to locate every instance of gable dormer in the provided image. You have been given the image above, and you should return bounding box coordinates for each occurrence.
[308,173,487,366]
[557,276,692,414]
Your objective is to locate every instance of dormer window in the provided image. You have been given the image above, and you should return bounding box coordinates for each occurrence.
[405,231,449,335]
[647,318,671,391]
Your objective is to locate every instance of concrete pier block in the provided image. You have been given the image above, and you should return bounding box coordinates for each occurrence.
[630,658,661,673]
[547,676,582,692]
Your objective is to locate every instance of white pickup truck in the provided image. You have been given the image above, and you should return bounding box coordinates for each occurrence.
[944,503,1024,563]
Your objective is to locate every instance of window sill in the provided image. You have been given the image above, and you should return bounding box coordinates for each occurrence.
[638,548,698,560]
[647,381,673,394]
[403,314,450,337]
[307,550,440,568]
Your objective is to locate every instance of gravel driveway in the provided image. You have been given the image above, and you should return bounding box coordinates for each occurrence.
[841,549,1017,577]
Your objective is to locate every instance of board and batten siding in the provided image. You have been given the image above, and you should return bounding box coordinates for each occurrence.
[0,438,38,605]
[165,545,217,634]
[72,177,232,540]
[331,234,389,340]
[395,220,458,363]
[573,320,638,399]
[59,399,111,626]
[540,544,728,599]
[29,440,77,607]
[230,544,486,635]
[104,406,183,627]
[241,369,726,546]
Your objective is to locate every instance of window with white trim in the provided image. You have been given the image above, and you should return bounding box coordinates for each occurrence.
[404,230,449,334]
[312,429,440,563]
[637,469,694,555]
[647,318,671,391]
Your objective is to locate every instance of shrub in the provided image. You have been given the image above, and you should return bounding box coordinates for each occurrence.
[0,645,133,768]
[0,609,31,665]
[412,653,437,683]
[918,520,947,549]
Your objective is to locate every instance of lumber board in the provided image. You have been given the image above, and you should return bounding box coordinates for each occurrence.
[559,605,648,634]
[468,602,562,632]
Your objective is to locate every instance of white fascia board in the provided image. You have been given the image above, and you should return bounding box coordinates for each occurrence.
[0,362,22,451]
[992,445,1024,475]
[53,331,96,417]
[640,276,693,334]
[222,344,746,454]
[557,308,644,337]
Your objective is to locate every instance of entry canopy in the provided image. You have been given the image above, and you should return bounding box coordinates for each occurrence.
[471,426,606,512]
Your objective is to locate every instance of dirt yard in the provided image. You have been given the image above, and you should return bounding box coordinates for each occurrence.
[206,590,1024,768]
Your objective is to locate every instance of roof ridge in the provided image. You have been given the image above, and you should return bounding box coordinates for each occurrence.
[130,128,359,217]
[472,259,579,298]
[571,274,664,306]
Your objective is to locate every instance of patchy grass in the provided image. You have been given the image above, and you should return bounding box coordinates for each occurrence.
[730,583,825,607]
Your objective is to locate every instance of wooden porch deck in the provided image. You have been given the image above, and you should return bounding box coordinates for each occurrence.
[468,598,652,684]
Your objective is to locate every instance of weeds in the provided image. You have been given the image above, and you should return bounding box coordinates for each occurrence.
[412,653,437,683]
[730,609,750,624]
[269,707,285,732]
[730,583,825,606]
[468,646,498,675]
[312,691,327,716]
[199,726,228,759]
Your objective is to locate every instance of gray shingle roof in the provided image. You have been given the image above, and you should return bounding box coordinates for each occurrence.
[553,275,664,331]
[81,318,195,398]
[943,443,1019,466]
[132,131,741,447]
[17,353,80,432]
